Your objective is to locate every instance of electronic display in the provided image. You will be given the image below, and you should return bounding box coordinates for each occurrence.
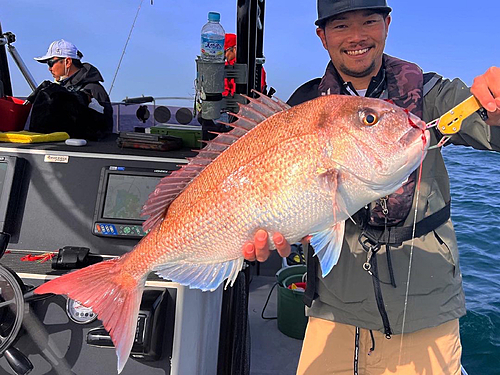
[102,174,162,221]
[93,166,171,239]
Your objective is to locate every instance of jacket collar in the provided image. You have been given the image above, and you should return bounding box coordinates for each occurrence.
[318,59,386,98]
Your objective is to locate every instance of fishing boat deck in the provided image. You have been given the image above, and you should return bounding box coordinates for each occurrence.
[248,275,302,374]
[247,255,303,375]
[246,256,470,375]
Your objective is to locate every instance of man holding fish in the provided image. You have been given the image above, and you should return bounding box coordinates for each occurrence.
[33,1,500,374]
[244,0,500,374]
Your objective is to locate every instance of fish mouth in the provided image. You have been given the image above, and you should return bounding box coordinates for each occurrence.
[398,123,428,148]
[375,128,430,183]
[342,128,430,191]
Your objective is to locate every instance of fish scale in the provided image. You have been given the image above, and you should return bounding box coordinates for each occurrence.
[142,128,318,259]
[35,93,429,373]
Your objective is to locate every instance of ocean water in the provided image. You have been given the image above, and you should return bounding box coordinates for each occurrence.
[442,145,500,374]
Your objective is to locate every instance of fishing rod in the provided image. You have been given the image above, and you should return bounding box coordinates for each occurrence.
[109,0,154,96]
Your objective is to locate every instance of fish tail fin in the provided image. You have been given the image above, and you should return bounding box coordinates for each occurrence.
[34,257,145,374]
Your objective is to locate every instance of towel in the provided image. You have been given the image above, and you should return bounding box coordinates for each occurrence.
[0,131,70,143]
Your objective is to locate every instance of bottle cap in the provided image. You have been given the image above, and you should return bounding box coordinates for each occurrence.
[208,12,220,22]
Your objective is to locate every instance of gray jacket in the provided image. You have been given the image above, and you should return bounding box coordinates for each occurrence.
[292,71,500,334]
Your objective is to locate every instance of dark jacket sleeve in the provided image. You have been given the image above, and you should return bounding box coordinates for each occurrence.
[287,78,321,107]
[83,82,114,133]
[424,76,500,151]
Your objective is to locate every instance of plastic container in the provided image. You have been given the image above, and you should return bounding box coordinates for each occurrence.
[288,282,306,291]
[200,12,225,62]
[276,265,308,339]
[0,96,32,132]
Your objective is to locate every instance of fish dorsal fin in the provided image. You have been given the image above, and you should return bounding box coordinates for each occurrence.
[141,92,290,231]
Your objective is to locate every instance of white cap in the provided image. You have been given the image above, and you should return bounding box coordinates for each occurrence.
[34,39,82,63]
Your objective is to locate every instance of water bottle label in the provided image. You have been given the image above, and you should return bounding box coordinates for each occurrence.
[201,36,225,59]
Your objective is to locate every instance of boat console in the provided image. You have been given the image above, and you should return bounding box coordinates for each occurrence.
[0,137,226,375]
[0,0,267,371]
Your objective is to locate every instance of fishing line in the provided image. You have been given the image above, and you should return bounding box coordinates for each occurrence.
[109,0,146,96]
[398,148,425,364]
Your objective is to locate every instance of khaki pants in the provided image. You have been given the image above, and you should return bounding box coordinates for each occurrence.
[297,317,462,375]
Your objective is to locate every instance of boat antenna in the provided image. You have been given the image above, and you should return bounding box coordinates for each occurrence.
[109,0,152,95]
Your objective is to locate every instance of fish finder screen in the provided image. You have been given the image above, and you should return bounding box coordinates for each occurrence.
[102,174,162,220]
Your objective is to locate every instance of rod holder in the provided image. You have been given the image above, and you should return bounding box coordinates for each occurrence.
[196,58,225,120]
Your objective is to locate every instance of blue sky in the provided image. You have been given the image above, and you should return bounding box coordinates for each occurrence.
[2,0,499,106]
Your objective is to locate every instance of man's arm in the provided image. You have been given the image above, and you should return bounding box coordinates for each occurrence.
[84,83,114,133]
[424,67,500,151]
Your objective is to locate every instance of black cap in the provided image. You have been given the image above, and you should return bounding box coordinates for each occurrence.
[316,0,392,26]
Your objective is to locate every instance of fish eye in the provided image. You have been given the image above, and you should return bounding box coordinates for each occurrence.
[361,110,379,126]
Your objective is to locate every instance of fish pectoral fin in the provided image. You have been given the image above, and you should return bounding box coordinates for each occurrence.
[310,220,345,278]
[317,168,339,192]
[317,168,352,223]
[155,257,245,292]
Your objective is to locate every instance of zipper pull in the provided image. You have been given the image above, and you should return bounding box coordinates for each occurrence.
[363,247,374,275]
[380,195,389,215]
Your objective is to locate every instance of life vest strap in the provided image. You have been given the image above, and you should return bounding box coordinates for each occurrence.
[302,202,451,308]
[361,202,451,247]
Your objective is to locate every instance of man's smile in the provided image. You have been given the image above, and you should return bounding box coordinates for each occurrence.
[345,47,371,56]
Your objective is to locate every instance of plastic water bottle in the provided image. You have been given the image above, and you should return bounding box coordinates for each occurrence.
[200,12,225,62]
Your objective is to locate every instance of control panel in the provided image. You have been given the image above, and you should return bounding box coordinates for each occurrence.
[93,223,146,237]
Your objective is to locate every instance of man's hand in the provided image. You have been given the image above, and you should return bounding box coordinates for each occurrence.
[471,66,500,126]
[243,230,291,262]
[242,230,312,262]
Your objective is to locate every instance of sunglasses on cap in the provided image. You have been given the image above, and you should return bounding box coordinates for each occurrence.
[47,57,65,68]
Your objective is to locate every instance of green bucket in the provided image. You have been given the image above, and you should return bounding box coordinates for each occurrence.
[276,265,308,340]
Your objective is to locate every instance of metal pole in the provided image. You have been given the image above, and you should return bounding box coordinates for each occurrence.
[255,0,265,93]
[236,0,264,97]
[247,0,258,95]
[6,44,37,91]
[236,0,250,96]
[0,22,13,96]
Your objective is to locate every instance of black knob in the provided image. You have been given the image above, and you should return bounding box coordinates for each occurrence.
[4,347,33,375]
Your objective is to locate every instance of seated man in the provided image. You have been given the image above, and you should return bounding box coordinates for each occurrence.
[28,39,113,140]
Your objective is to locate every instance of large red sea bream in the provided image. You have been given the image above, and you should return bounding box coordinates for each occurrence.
[35,93,429,373]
